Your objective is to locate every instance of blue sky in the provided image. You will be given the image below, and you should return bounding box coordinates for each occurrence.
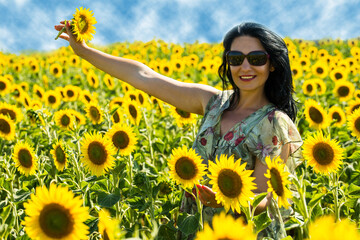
[0,0,359,54]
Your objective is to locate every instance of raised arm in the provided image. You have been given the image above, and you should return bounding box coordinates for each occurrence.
[54,21,220,115]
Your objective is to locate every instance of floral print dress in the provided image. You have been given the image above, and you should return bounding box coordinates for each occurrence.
[180,90,303,240]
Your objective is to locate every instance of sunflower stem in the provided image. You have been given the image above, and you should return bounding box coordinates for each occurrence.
[55,20,67,40]
[194,185,203,231]
[332,172,340,222]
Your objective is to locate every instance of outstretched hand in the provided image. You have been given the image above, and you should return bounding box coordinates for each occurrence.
[196,184,222,208]
[54,21,87,55]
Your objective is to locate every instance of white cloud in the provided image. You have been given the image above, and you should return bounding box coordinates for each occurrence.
[0,27,16,52]
[14,0,29,8]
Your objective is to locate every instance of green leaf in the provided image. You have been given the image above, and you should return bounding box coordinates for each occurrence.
[14,189,31,202]
[308,193,324,210]
[156,221,177,240]
[281,236,293,240]
[252,192,268,210]
[97,192,121,208]
[177,212,200,236]
[347,183,360,197]
[253,211,272,233]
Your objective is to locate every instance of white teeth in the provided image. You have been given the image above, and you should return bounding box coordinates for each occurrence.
[240,76,254,79]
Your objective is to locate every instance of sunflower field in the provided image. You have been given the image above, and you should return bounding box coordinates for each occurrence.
[1,35,360,240]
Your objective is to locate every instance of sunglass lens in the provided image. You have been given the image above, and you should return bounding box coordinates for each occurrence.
[227,52,244,66]
[247,52,268,66]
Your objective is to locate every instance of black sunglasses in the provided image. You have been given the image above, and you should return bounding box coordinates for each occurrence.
[226,50,269,66]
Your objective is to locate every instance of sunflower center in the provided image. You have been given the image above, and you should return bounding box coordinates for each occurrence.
[217,169,242,198]
[306,84,313,92]
[112,112,120,123]
[112,131,129,149]
[61,115,71,127]
[55,146,66,164]
[84,95,91,103]
[88,141,107,165]
[0,109,16,121]
[270,168,284,196]
[67,90,74,98]
[312,143,334,165]
[90,106,100,121]
[49,95,56,104]
[309,106,323,123]
[0,81,5,90]
[351,104,360,113]
[338,86,349,97]
[36,90,43,98]
[53,68,59,75]
[18,149,33,168]
[128,105,137,119]
[0,119,11,134]
[355,118,360,133]
[39,203,74,238]
[138,94,144,104]
[332,112,341,122]
[175,157,198,180]
[335,73,342,80]
[316,67,323,74]
[78,15,89,33]
[175,108,190,118]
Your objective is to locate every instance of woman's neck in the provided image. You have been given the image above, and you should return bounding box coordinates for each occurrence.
[234,90,270,112]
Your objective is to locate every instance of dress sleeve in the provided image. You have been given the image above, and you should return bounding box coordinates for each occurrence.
[244,110,303,171]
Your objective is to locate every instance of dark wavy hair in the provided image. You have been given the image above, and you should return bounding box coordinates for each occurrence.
[218,22,297,121]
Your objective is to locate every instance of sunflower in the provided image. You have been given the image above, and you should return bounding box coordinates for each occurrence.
[304,99,330,130]
[13,141,37,176]
[303,131,344,174]
[126,101,141,126]
[312,78,326,95]
[109,97,124,110]
[86,69,99,88]
[49,63,63,78]
[168,145,206,189]
[23,184,89,240]
[54,109,75,130]
[105,123,137,156]
[80,131,116,176]
[328,106,346,127]
[346,100,360,115]
[290,63,303,80]
[0,102,23,123]
[68,109,86,126]
[354,89,360,100]
[32,84,45,100]
[62,85,80,102]
[171,107,197,127]
[110,107,122,124]
[308,215,360,240]
[347,108,360,140]
[329,67,348,82]
[103,74,115,90]
[264,156,292,209]
[311,61,329,79]
[85,103,103,125]
[80,89,98,105]
[50,140,68,171]
[195,211,256,240]
[98,209,121,240]
[44,90,62,109]
[0,76,11,96]
[71,7,97,42]
[333,80,354,102]
[0,115,15,141]
[208,154,256,213]
[69,55,80,66]
[302,80,316,96]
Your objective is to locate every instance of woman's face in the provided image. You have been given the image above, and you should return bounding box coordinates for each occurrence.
[229,36,272,96]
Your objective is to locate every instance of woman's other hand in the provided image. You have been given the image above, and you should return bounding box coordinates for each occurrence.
[197,184,222,208]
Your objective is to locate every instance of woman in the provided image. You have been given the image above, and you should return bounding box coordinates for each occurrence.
[54,21,302,239]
